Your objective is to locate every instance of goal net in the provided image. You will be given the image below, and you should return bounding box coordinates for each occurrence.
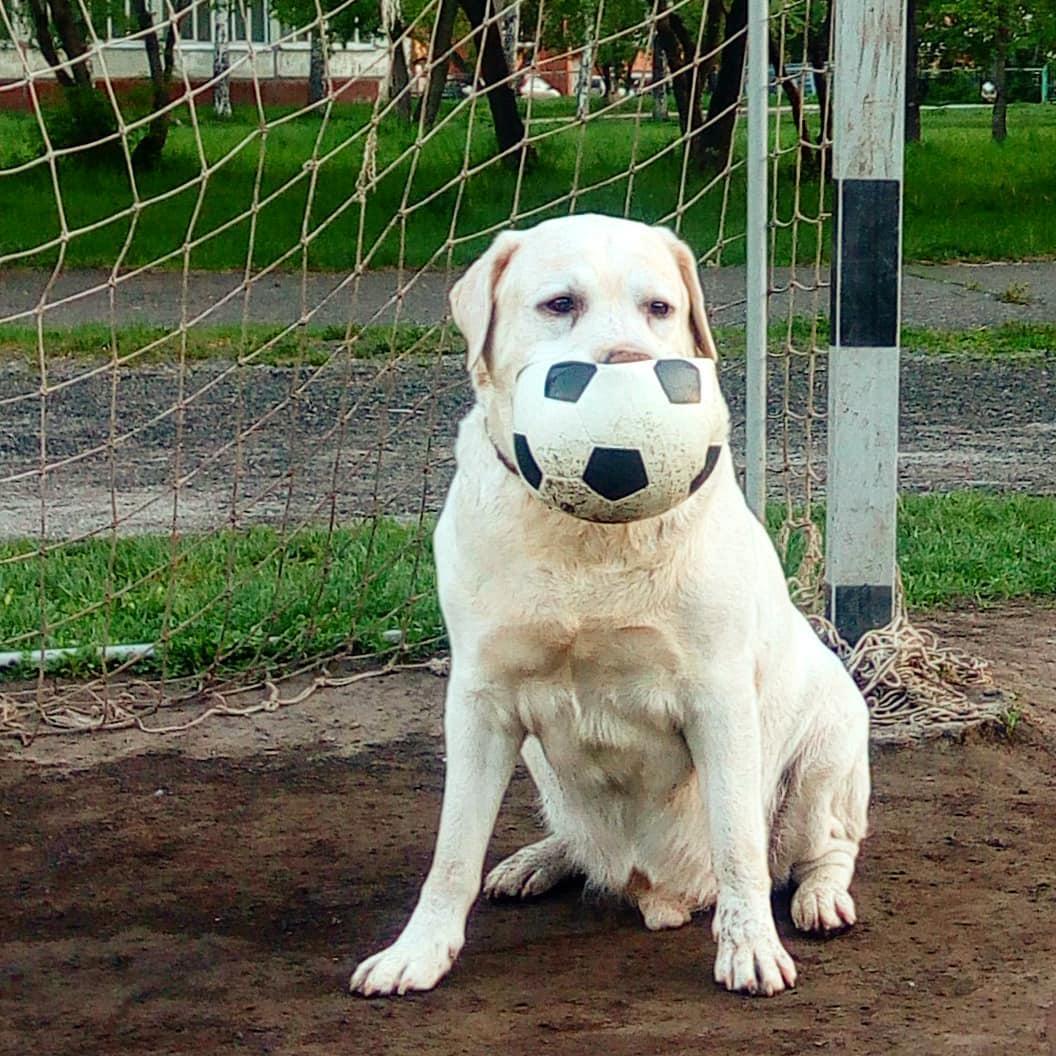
[0,0,994,740]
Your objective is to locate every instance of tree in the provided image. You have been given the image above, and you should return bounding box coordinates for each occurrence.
[268,0,385,105]
[652,1,714,167]
[10,0,119,156]
[906,0,921,142]
[129,0,192,168]
[694,0,746,166]
[383,0,413,120]
[417,0,459,130]
[5,0,194,165]
[458,0,530,166]
[919,0,1056,141]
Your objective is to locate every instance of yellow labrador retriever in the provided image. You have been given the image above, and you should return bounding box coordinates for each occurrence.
[351,214,870,998]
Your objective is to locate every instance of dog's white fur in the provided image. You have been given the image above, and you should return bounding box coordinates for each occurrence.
[350,215,870,998]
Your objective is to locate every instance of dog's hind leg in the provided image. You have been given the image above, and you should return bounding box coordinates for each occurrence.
[484,834,576,899]
[775,678,870,935]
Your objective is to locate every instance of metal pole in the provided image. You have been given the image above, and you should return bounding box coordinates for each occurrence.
[744,0,769,521]
[825,0,906,644]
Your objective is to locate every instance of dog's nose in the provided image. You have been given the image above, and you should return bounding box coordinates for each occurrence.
[601,349,653,365]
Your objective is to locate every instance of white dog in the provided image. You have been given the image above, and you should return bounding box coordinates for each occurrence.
[351,215,870,998]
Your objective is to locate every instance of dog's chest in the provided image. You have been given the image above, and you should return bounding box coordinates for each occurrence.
[490,619,693,777]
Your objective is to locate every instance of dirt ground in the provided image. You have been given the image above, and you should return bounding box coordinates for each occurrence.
[1,603,1055,1056]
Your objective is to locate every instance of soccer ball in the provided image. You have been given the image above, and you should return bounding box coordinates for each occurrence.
[510,357,724,523]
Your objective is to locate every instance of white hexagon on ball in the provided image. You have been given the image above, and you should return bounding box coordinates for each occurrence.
[511,357,724,523]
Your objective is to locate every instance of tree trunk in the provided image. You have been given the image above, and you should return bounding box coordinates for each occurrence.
[499,0,518,79]
[458,0,531,168]
[651,45,667,121]
[807,0,833,176]
[25,0,74,87]
[417,0,459,130]
[308,25,327,105]
[991,22,1009,142]
[769,32,814,169]
[213,8,231,118]
[45,0,92,87]
[130,0,190,169]
[386,11,413,121]
[904,0,921,143]
[696,0,748,167]
[25,0,125,154]
[575,34,594,120]
[654,4,709,159]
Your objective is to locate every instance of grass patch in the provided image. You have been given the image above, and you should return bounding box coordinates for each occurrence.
[0,519,440,678]
[898,492,1056,608]
[0,321,458,366]
[0,491,1052,679]
[0,319,1053,367]
[900,321,1056,359]
[0,104,1053,273]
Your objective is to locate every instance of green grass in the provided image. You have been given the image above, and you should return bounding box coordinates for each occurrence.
[900,321,1056,359]
[0,519,440,678]
[0,492,1052,679]
[898,492,1056,608]
[0,321,454,366]
[0,319,1052,367]
[0,102,1053,272]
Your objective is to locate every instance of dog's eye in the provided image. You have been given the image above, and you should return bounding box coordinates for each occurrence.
[543,295,577,315]
[648,300,672,319]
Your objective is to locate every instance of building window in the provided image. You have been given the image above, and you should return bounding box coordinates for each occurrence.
[191,0,212,41]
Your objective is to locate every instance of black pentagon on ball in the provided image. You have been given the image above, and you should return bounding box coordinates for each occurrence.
[688,444,722,494]
[513,433,543,490]
[583,447,649,501]
[544,361,597,402]
[654,359,701,403]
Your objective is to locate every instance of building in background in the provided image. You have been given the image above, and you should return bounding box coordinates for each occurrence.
[0,0,391,109]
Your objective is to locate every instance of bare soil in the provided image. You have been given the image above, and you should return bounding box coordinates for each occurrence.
[1,604,1055,1056]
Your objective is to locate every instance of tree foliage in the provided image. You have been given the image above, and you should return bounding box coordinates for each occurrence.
[917,0,1056,139]
[919,0,1056,68]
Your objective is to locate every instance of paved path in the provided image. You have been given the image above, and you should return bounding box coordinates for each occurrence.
[1,260,1054,330]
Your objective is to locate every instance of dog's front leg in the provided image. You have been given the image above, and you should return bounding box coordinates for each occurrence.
[684,672,797,997]
[350,675,523,996]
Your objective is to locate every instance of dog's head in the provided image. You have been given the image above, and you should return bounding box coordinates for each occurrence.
[449,215,719,401]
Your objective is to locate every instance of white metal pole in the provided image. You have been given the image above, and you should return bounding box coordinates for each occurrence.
[744,0,769,521]
[826,1,906,643]
[0,643,156,669]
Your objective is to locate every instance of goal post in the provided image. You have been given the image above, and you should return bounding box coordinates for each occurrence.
[825,0,905,644]
[743,0,769,522]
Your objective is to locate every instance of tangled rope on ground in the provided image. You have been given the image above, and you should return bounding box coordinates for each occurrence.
[810,603,1001,744]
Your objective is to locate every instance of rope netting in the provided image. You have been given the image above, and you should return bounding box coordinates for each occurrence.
[0,0,999,743]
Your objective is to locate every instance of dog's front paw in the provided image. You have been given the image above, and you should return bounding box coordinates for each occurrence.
[712,897,797,996]
[350,931,463,997]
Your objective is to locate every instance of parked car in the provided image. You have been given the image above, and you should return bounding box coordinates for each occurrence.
[519,75,561,98]
[441,77,472,100]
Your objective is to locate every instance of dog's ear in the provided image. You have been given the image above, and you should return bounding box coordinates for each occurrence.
[660,228,718,361]
[449,230,521,383]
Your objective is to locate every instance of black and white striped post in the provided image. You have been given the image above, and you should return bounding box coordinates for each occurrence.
[825,2,906,644]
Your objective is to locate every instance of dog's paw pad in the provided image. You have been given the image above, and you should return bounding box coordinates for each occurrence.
[791,883,857,934]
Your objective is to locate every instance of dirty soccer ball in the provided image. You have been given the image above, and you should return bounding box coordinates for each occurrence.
[511,357,723,523]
